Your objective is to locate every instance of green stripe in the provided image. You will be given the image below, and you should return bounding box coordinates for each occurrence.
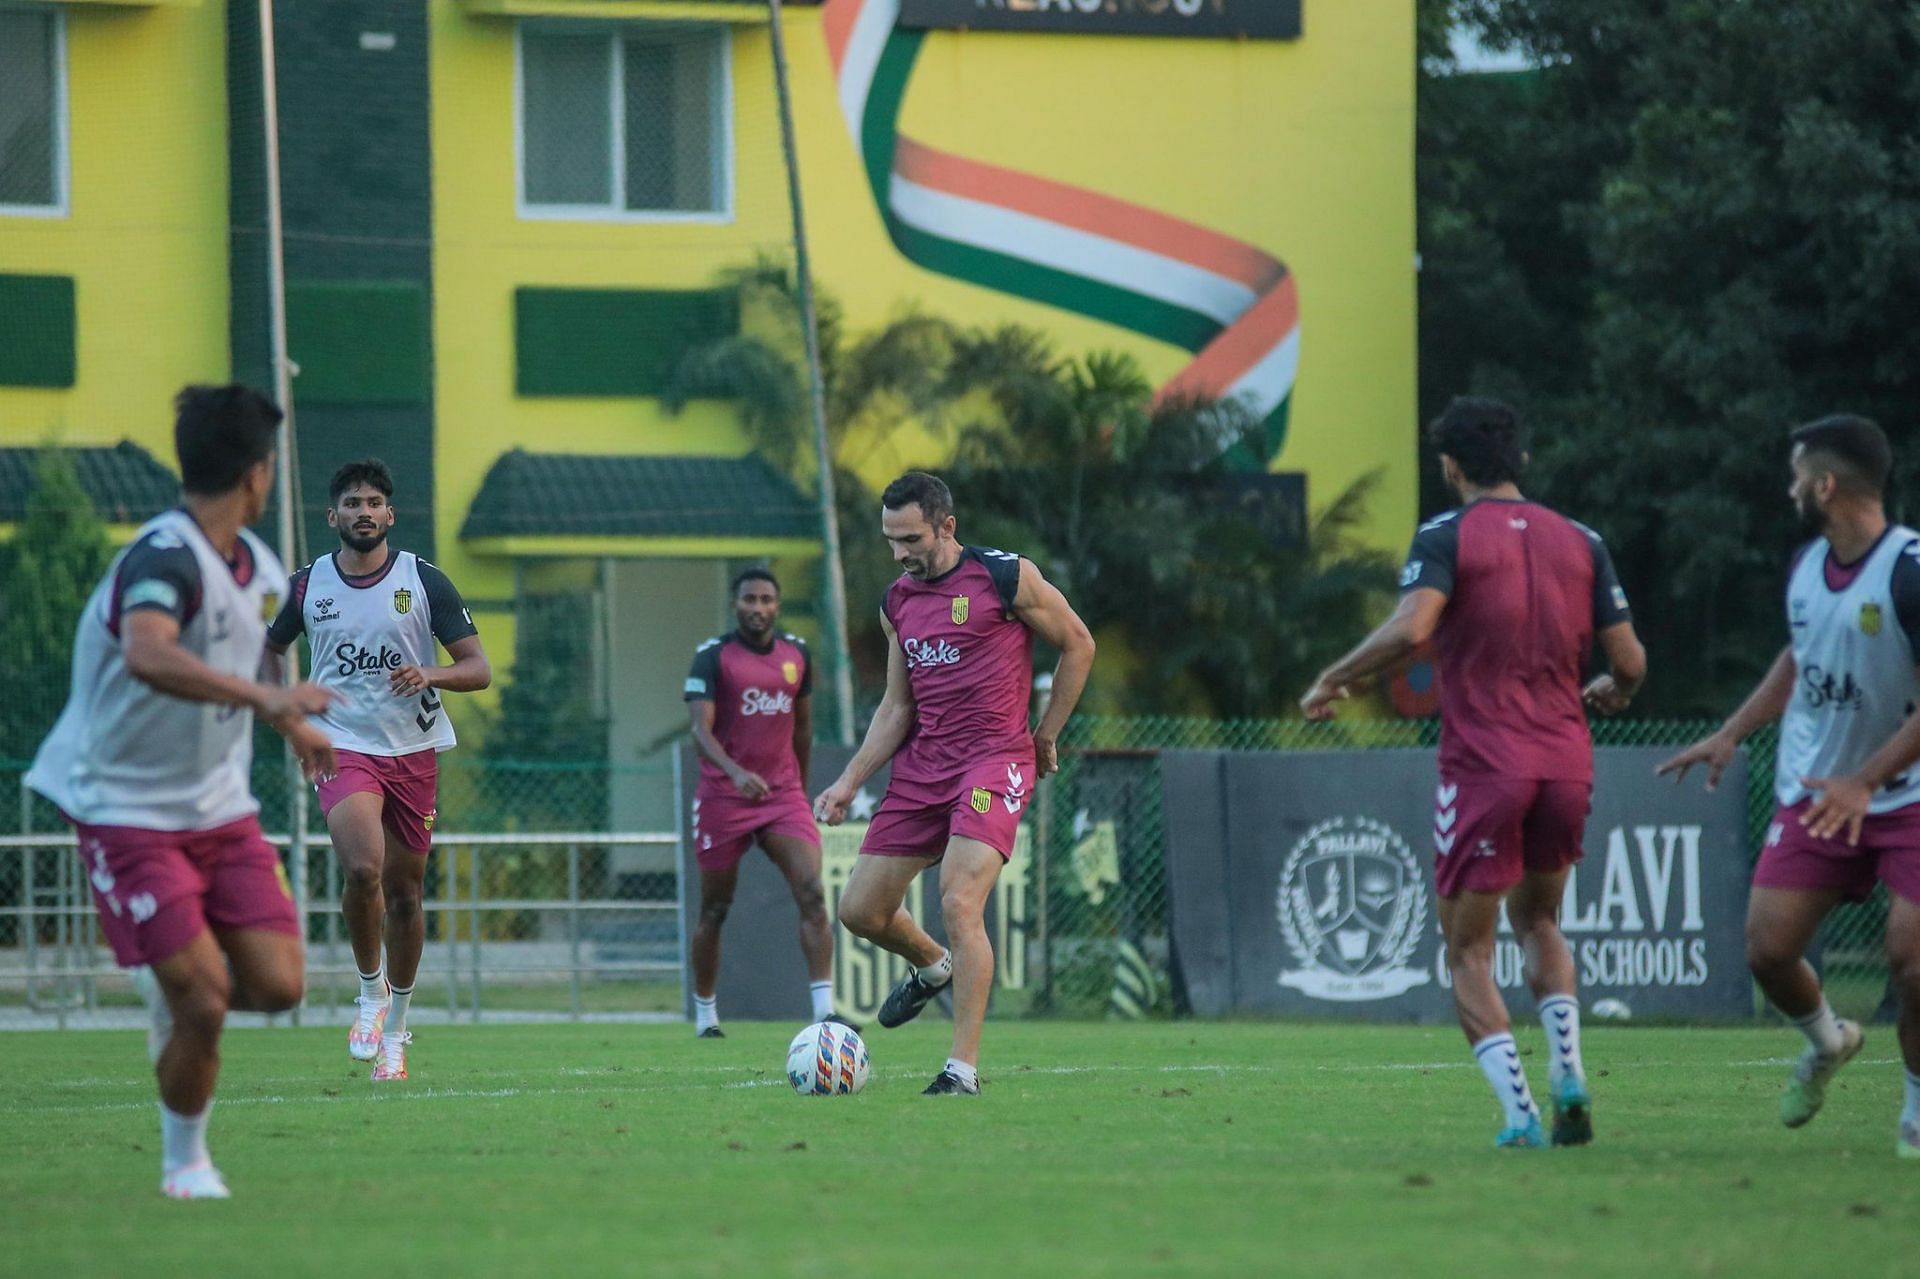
[860,32,922,206]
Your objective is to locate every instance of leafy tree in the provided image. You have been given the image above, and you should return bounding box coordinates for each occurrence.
[0,451,112,763]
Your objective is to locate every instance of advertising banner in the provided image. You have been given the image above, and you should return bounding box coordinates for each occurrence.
[898,0,1303,41]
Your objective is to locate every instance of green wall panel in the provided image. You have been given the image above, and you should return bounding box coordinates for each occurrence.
[515,287,738,397]
[0,274,76,388]
[287,280,430,406]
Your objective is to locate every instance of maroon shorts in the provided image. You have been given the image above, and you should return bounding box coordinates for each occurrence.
[861,758,1033,863]
[1433,776,1591,898]
[690,787,820,872]
[316,749,439,854]
[71,815,299,967]
[1754,800,1920,904]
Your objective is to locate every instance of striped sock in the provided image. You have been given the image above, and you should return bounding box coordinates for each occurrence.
[1538,995,1584,1088]
[388,983,414,1037]
[1472,1032,1539,1131]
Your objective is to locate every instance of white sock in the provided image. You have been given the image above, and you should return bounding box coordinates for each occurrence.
[1472,1032,1540,1131]
[1790,998,1844,1056]
[917,951,953,987]
[160,1100,211,1173]
[1538,995,1585,1088]
[387,983,414,1037]
[1903,1070,1920,1131]
[358,967,387,1004]
[943,1057,978,1087]
[809,981,834,1021]
[694,995,719,1032]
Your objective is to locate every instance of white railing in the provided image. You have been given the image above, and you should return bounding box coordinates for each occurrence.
[0,832,685,1028]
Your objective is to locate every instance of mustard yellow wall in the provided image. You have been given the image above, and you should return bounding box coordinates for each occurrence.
[0,2,229,462]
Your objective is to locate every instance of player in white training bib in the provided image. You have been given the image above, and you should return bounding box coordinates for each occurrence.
[1662,416,1920,1158]
[27,386,337,1199]
[268,459,489,1080]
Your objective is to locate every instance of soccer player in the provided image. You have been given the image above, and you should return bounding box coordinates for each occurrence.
[267,459,490,1081]
[682,568,840,1036]
[25,385,337,1198]
[1300,399,1647,1148]
[815,473,1096,1095]
[1659,416,1920,1158]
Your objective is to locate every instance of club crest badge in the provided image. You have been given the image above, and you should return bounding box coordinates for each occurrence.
[951,596,970,625]
[1277,817,1431,1001]
[970,787,992,814]
[1860,601,1883,636]
[260,591,281,623]
[783,660,800,685]
[393,588,413,616]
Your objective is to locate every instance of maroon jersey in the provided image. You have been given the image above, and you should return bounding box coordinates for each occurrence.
[885,546,1034,782]
[1401,499,1631,782]
[684,631,812,797]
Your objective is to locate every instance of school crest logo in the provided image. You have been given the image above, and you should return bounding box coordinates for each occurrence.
[970,787,992,814]
[393,588,413,616]
[1860,602,1883,637]
[782,660,800,685]
[1276,817,1431,1002]
[951,595,970,625]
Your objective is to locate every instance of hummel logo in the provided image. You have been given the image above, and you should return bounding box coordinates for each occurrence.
[1436,806,1458,834]
[1436,831,1457,855]
[1437,783,1458,806]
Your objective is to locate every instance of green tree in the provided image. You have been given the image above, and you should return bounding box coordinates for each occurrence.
[0,451,112,763]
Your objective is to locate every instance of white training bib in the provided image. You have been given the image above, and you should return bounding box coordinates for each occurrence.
[301,551,457,756]
[27,511,287,831]
[1776,528,1920,813]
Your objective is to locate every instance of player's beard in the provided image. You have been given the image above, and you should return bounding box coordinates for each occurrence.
[339,523,389,555]
[1794,491,1828,537]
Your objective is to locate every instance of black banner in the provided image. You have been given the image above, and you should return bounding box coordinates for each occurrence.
[1161,747,1753,1021]
[898,0,1302,41]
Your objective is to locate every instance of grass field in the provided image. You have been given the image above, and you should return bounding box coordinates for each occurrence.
[2,1020,1915,1278]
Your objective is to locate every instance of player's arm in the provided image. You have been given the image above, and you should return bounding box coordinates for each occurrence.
[1012,557,1096,779]
[1300,589,1448,720]
[815,612,915,825]
[686,697,770,801]
[1580,535,1647,715]
[1655,644,1795,790]
[391,563,492,696]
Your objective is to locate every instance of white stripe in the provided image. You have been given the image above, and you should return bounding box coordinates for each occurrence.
[888,174,1258,327]
[836,0,897,144]
[1222,327,1301,419]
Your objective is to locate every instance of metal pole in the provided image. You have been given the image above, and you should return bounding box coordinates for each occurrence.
[257,0,311,1025]
[1032,674,1055,1007]
[768,0,856,746]
[444,842,458,1017]
[469,847,482,1023]
[567,843,582,1020]
[22,845,37,1012]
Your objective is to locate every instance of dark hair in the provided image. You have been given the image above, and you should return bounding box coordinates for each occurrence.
[732,567,779,596]
[329,457,394,505]
[1790,414,1892,496]
[1426,397,1527,488]
[881,471,954,526]
[173,384,282,495]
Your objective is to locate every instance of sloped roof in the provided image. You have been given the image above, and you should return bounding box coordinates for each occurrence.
[461,450,817,541]
[0,441,177,525]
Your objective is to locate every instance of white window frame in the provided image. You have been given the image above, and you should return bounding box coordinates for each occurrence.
[512,21,734,225]
[0,5,71,219]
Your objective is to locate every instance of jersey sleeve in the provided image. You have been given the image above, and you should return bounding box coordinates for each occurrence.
[684,640,723,702]
[266,566,309,647]
[1587,531,1633,628]
[113,535,203,629]
[793,638,814,697]
[1400,515,1460,597]
[1891,541,1920,654]
[976,546,1023,613]
[417,561,479,646]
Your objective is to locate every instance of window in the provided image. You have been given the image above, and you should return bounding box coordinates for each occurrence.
[516,25,730,221]
[0,7,67,216]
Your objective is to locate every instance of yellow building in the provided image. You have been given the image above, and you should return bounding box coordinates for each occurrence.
[1,0,1415,830]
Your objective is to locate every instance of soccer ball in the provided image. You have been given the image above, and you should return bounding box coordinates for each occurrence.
[1591,997,1633,1021]
[786,1020,870,1096]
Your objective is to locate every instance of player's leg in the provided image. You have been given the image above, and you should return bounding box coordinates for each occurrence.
[840,851,951,1028]
[1513,779,1593,1145]
[325,787,392,1060]
[1883,892,1920,1157]
[1748,885,1861,1126]
[691,863,740,1037]
[761,829,839,1023]
[374,827,428,1079]
[148,930,236,1199]
[925,837,1004,1096]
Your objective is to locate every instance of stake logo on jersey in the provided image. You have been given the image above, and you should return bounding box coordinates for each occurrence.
[26,509,288,832]
[684,631,813,799]
[1276,817,1431,1002]
[270,550,478,758]
[1777,528,1920,814]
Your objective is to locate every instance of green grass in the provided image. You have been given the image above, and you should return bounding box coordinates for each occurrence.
[1,1021,1915,1277]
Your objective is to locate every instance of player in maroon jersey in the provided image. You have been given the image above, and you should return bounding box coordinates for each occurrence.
[1301,399,1647,1148]
[684,569,843,1036]
[816,473,1096,1095]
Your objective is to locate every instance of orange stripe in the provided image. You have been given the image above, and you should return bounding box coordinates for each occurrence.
[894,136,1282,292]
[823,0,862,75]
[1155,274,1299,402]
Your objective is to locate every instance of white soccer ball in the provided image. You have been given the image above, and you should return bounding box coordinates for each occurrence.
[786,1020,870,1096]
[1591,997,1633,1021]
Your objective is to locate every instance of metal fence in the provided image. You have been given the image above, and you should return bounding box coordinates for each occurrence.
[2,716,1900,1028]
